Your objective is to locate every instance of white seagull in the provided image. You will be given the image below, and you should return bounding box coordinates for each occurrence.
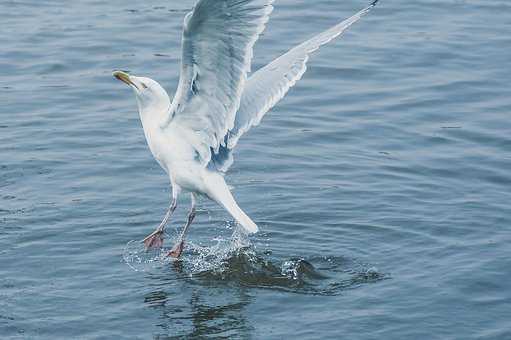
[114,0,379,258]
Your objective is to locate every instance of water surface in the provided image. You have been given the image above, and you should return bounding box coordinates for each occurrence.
[1,0,511,339]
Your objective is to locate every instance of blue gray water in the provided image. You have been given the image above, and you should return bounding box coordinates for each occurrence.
[1,0,510,338]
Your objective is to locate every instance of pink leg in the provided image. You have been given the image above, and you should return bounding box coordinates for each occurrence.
[167,194,196,258]
[143,197,177,250]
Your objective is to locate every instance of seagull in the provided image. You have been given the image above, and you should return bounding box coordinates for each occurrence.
[113,0,379,258]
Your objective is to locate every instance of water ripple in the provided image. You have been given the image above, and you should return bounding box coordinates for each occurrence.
[123,234,387,296]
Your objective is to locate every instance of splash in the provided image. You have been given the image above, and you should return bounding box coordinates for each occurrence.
[122,229,387,295]
[122,227,251,273]
[193,252,387,295]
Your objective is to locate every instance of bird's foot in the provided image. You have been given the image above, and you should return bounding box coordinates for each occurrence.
[166,240,185,258]
[142,227,165,250]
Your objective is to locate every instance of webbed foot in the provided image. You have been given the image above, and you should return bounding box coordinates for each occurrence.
[166,240,185,258]
[142,228,165,249]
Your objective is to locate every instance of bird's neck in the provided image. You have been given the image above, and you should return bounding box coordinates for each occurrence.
[139,108,165,128]
[138,108,168,170]
[138,98,170,128]
[138,113,168,164]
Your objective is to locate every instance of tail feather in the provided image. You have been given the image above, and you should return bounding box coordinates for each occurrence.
[206,173,259,234]
[222,198,259,233]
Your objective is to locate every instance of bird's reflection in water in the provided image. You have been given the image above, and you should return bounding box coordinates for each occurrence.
[187,290,252,338]
[141,247,387,338]
[144,261,252,339]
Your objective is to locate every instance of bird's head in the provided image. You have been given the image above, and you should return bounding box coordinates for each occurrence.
[113,70,170,117]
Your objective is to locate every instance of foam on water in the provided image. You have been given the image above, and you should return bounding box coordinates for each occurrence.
[122,226,251,272]
[123,227,387,295]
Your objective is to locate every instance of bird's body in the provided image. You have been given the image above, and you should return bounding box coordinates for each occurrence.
[114,0,378,257]
[135,80,259,234]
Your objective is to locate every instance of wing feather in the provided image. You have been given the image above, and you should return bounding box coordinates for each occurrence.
[225,0,379,153]
[165,0,274,165]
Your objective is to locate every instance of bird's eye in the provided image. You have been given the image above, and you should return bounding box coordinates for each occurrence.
[141,82,148,89]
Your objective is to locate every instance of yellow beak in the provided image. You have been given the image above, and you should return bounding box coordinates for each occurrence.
[113,70,134,87]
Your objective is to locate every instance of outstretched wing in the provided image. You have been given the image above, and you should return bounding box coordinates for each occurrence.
[210,0,379,171]
[165,0,274,165]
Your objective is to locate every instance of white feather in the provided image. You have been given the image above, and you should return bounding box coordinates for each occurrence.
[226,1,379,150]
[163,0,274,165]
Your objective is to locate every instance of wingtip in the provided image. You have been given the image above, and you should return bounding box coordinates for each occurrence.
[370,0,379,7]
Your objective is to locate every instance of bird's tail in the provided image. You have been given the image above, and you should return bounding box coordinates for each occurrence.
[205,173,259,234]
